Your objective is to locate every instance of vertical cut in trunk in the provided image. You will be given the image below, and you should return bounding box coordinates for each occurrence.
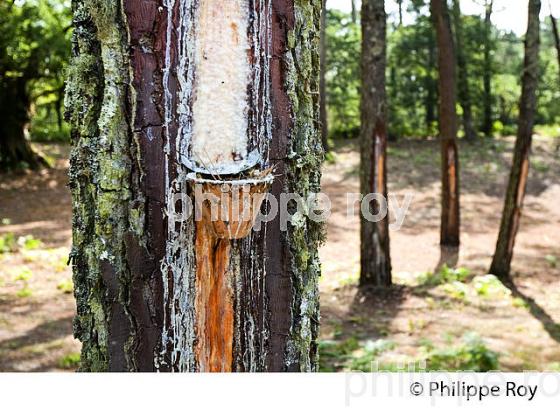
[360,0,392,287]
[490,0,541,279]
[431,0,461,248]
[66,0,323,372]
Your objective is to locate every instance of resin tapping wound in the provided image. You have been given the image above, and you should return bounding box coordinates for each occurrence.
[190,0,252,173]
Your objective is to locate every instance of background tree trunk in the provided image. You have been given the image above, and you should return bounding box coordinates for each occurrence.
[489,0,541,279]
[482,0,494,137]
[550,11,560,83]
[452,0,476,141]
[320,0,329,152]
[66,0,323,372]
[351,0,358,24]
[431,0,461,248]
[360,0,392,287]
[0,77,44,170]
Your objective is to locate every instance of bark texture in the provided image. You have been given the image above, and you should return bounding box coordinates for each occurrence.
[359,0,391,287]
[550,12,560,83]
[320,0,329,152]
[489,0,541,279]
[451,0,476,141]
[431,0,460,248]
[482,0,494,137]
[66,0,323,372]
[0,77,45,170]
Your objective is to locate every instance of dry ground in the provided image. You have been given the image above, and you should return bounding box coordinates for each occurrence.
[0,137,558,371]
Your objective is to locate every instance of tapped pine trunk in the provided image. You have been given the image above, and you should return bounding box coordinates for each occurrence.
[490,0,541,280]
[359,0,392,287]
[431,0,461,248]
[66,0,323,372]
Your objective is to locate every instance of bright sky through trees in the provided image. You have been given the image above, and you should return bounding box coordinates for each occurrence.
[329,0,560,35]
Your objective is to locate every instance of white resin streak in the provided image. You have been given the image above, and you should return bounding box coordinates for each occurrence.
[158,0,273,372]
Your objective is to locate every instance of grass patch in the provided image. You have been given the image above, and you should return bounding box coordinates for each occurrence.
[57,279,74,294]
[58,352,81,369]
[417,265,471,287]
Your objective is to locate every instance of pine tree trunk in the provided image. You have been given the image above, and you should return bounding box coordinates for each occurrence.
[425,37,437,133]
[431,0,461,248]
[360,0,391,287]
[452,0,476,142]
[0,78,44,170]
[550,13,560,84]
[320,0,329,152]
[482,0,494,137]
[66,0,323,372]
[489,0,541,279]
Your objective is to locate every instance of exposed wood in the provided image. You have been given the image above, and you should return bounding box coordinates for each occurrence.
[67,0,323,372]
[360,0,392,287]
[490,0,542,279]
[431,0,461,248]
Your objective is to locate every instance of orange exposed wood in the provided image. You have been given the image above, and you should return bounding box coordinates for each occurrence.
[194,221,234,372]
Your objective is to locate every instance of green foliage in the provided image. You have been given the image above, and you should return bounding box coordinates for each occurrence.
[324,6,559,140]
[0,233,16,253]
[423,333,499,372]
[0,0,71,144]
[57,279,73,294]
[325,9,361,138]
[418,265,471,286]
[472,274,510,298]
[58,352,81,369]
[18,235,42,251]
[16,286,33,298]
[13,267,33,282]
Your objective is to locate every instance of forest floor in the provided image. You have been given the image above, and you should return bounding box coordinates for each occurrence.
[0,137,559,372]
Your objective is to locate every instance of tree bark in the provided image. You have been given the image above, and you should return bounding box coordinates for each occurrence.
[550,12,560,83]
[320,0,329,152]
[0,77,45,170]
[431,0,461,248]
[482,0,494,137]
[66,0,323,372]
[489,0,541,279]
[360,0,392,287]
[451,0,476,141]
[425,35,438,133]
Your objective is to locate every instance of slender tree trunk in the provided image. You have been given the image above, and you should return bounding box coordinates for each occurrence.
[550,12,560,83]
[66,0,323,372]
[431,0,460,248]
[0,78,45,170]
[397,0,403,27]
[452,0,476,141]
[425,36,438,133]
[320,0,329,152]
[360,0,391,287]
[490,0,541,279]
[351,0,358,24]
[482,0,494,137]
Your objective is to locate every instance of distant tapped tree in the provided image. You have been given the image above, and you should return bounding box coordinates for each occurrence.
[66,0,323,372]
[360,0,392,287]
[489,0,542,279]
[431,0,461,248]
